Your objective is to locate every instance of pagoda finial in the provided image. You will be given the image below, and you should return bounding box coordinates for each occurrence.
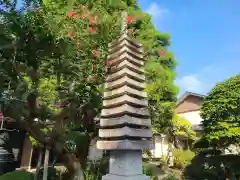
[121,11,128,35]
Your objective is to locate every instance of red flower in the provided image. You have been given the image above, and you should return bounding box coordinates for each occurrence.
[0,112,4,121]
[54,103,66,108]
[104,60,112,66]
[127,16,134,23]
[104,60,108,66]
[159,51,165,57]
[29,99,39,105]
[67,10,76,17]
[92,49,100,57]
[87,27,97,33]
[67,31,73,37]
[89,16,98,24]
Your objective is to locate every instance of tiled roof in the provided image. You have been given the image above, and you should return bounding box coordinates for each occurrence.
[177,91,205,106]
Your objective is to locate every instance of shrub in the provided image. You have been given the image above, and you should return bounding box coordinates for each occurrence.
[84,157,109,180]
[183,152,240,180]
[0,170,34,180]
[143,164,158,180]
[37,167,60,180]
[143,150,152,158]
[162,174,179,180]
[173,149,195,169]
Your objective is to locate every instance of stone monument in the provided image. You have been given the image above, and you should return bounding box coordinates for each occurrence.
[97,12,153,180]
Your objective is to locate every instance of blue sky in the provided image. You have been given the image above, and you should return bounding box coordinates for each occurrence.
[4,0,240,96]
[139,0,240,96]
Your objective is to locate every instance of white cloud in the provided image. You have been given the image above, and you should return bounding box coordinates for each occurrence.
[146,2,169,19]
[176,75,204,94]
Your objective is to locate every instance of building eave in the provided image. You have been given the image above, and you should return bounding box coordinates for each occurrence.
[176,91,205,106]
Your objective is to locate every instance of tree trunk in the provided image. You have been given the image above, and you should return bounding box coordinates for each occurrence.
[173,135,180,148]
[43,147,50,180]
[62,153,85,180]
[61,136,92,180]
[167,142,174,167]
[72,164,84,180]
[34,147,43,180]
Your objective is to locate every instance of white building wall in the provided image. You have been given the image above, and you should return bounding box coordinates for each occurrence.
[178,110,203,125]
[151,135,169,158]
[151,110,203,158]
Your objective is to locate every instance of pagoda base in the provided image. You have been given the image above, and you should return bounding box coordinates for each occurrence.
[102,174,150,180]
[102,150,150,180]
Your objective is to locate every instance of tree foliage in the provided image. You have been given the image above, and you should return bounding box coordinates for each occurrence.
[0,0,178,178]
[172,114,197,140]
[200,74,240,148]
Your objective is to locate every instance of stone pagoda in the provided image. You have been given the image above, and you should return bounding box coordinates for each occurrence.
[97,12,153,180]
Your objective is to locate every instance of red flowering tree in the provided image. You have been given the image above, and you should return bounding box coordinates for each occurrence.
[1,0,177,179]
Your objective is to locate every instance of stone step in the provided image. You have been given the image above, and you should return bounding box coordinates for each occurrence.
[100,115,151,127]
[108,46,143,62]
[104,76,145,91]
[101,104,149,118]
[99,126,152,138]
[104,85,147,100]
[106,67,145,82]
[103,94,148,108]
[97,139,153,150]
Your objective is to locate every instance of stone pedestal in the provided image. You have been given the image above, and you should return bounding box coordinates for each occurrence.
[102,150,150,180]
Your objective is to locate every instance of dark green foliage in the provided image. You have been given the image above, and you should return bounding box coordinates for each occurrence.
[142,164,158,180]
[189,75,240,180]
[143,164,154,176]
[84,158,109,180]
[37,167,60,180]
[183,151,240,180]
[200,74,240,147]
[0,170,34,180]
[162,174,179,180]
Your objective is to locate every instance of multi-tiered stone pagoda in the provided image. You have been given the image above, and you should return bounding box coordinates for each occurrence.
[97,12,153,180]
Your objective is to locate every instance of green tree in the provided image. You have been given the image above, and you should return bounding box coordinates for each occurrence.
[0,0,178,179]
[172,114,197,140]
[200,74,240,149]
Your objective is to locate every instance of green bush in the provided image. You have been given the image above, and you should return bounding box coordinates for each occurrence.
[143,164,158,180]
[183,152,240,180]
[160,156,168,164]
[37,167,60,180]
[162,174,179,180]
[173,149,195,169]
[84,158,109,180]
[0,170,34,180]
